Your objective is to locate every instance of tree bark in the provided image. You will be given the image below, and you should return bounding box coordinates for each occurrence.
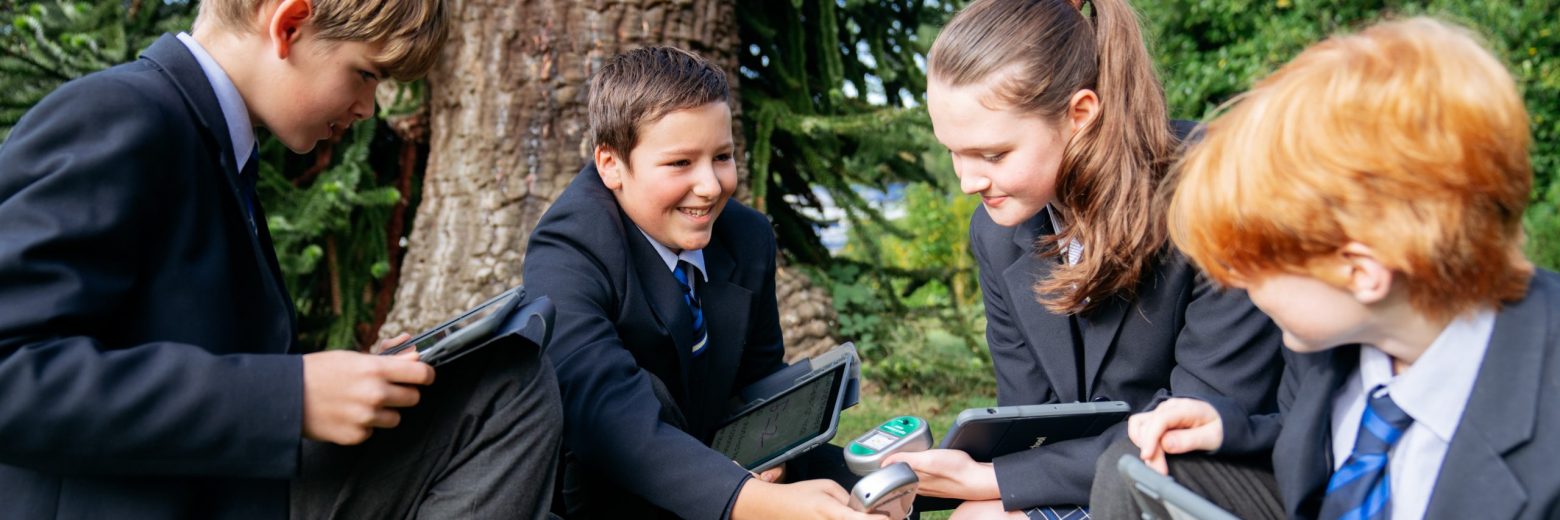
[384,0,745,335]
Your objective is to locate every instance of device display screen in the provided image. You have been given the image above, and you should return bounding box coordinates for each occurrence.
[711,366,844,470]
[859,431,896,451]
[381,290,518,358]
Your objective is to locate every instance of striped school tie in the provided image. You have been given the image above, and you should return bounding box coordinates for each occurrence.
[1318,385,1414,520]
[672,260,708,356]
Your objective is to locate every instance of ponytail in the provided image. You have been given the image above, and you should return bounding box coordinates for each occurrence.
[930,0,1176,315]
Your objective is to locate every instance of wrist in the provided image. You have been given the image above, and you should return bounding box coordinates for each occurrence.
[731,478,778,520]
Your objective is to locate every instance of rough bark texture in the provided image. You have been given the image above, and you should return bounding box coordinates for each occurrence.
[384,0,836,358]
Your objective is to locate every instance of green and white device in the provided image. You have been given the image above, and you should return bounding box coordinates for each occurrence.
[844,415,933,476]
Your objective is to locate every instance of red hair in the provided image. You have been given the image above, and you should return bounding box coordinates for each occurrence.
[1168,17,1534,320]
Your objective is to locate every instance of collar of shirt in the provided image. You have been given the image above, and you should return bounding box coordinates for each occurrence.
[1357,307,1497,441]
[636,227,708,283]
[1044,205,1084,266]
[176,32,255,172]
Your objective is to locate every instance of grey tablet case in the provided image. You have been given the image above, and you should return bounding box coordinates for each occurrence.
[939,401,1131,462]
[1116,455,1239,520]
[711,343,859,472]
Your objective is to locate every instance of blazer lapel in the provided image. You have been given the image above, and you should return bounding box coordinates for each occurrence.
[623,212,697,397]
[691,241,752,431]
[1278,347,1355,519]
[1001,213,1084,402]
[142,34,296,351]
[1425,281,1547,519]
[1079,292,1129,396]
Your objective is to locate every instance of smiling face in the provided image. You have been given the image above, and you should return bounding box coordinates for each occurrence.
[927,77,1077,227]
[597,101,737,252]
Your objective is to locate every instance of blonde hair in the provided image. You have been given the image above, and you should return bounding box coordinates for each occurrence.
[198,0,447,80]
[930,0,1178,315]
[1168,17,1534,320]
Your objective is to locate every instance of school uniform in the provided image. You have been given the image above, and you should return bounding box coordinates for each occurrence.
[969,202,1285,511]
[0,33,302,518]
[0,33,563,519]
[524,164,789,519]
[1206,269,1560,519]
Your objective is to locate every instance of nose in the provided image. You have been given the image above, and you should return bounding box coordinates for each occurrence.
[351,84,376,122]
[955,158,990,195]
[691,160,723,199]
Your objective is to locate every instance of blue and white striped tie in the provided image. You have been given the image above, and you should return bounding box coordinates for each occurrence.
[672,261,707,356]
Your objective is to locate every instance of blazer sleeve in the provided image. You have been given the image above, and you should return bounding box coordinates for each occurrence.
[1201,347,1303,455]
[526,215,751,520]
[991,260,1284,509]
[0,79,302,479]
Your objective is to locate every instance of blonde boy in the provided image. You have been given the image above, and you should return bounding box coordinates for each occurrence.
[0,1,561,518]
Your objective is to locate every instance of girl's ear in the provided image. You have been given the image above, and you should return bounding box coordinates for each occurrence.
[1066,88,1100,134]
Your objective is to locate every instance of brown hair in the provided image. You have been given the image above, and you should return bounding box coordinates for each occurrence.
[197,0,447,80]
[930,0,1177,315]
[588,46,730,161]
[1167,17,1533,321]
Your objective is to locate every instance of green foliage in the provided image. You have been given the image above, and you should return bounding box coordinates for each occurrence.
[1140,0,1560,269]
[1,0,194,138]
[740,0,995,395]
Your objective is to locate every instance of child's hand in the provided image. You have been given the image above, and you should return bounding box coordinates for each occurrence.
[881,448,997,500]
[756,462,786,483]
[733,479,890,520]
[369,332,412,354]
[300,350,435,445]
[1127,398,1223,475]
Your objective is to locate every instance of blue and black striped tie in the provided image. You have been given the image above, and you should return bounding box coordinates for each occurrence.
[1318,385,1414,520]
[672,260,707,356]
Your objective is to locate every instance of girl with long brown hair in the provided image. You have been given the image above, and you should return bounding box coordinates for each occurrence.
[880,0,1284,517]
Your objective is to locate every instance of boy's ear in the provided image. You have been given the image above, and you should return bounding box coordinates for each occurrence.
[267,0,313,59]
[594,145,626,191]
[1340,242,1394,305]
[1066,88,1100,134]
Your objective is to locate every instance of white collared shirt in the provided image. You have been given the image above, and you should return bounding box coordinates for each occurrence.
[637,227,708,298]
[1044,205,1083,266]
[1329,308,1496,520]
[176,32,255,171]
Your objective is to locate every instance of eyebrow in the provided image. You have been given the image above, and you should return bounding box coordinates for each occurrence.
[657,144,735,157]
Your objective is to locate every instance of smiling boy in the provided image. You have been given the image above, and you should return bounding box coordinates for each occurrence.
[523,47,883,520]
[0,0,561,518]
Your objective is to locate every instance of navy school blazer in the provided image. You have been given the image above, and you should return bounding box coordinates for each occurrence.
[970,203,1285,509]
[523,164,787,519]
[1209,269,1560,519]
[0,35,302,518]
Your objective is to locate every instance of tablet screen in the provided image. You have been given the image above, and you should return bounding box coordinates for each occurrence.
[710,363,845,470]
[382,290,519,357]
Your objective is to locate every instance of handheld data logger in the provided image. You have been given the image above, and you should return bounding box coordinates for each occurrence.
[848,462,918,519]
[844,415,933,476]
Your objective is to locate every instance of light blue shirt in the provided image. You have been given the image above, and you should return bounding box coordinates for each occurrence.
[1329,308,1496,520]
[637,227,708,298]
[176,32,255,172]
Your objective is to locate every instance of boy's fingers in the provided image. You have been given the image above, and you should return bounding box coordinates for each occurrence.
[369,408,401,429]
[379,383,422,408]
[1161,424,1219,454]
[381,357,435,386]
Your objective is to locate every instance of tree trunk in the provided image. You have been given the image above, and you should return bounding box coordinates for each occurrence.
[383,0,745,335]
[383,0,838,359]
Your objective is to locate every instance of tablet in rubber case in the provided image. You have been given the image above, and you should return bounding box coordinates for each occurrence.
[940,401,1131,462]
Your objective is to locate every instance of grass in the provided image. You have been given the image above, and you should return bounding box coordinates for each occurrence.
[829,385,997,520]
